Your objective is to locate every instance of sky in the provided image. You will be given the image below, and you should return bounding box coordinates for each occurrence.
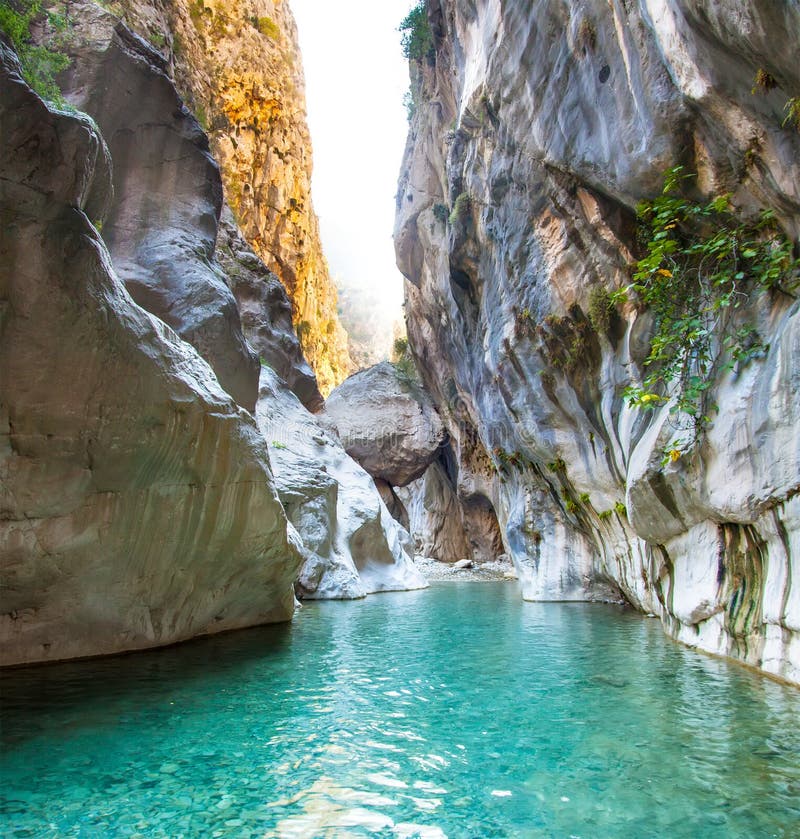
[289,0,415,326]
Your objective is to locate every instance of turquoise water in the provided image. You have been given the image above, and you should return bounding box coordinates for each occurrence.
[1,582,799,838]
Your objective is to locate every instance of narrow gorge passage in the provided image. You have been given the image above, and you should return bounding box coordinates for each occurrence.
[1,0,799,836]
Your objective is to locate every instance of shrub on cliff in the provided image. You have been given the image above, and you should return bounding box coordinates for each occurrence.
[399,2,433,63]
[616,166,800,452]
[0,0,70,104]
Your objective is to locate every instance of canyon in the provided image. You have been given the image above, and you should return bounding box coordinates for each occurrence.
[0,0,799,691]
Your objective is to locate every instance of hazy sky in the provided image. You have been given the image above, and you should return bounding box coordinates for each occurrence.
[290,0,414,317]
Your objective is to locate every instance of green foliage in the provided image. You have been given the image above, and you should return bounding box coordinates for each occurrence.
[449,192,470,224]
[402,87,416,121]
[784,97,800,132]
[616,166,799,450]
[537,312,595,375]
[392,335,418,384]
[0,0,70,105]
[194,101,209,131]
[188,0,204,28]
[250,15,279,40]
[432,203,449,224]
[271,440,287,450]
[598,509,613,520]
[399,2,432,62]
[614,501,627,516]
[587,286,613,335]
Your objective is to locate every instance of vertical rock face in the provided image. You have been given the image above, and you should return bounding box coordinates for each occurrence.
[117,0,353,395]
[396,0,800,682]
[58,3,260,411]
[0,42,302,665]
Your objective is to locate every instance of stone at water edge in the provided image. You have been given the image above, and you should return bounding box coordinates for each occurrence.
[454,559,474,570]
[0,41,301,665]
[255,367,428,599]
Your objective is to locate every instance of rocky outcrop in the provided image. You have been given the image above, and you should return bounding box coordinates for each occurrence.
[116,0,352,395]
[396,1,800,682]
[0,42,302,665]
[396,460,471,562]
[216,207,323,412]
[58,3,259,411]
[323,362,447,487]
[256,368,427,599]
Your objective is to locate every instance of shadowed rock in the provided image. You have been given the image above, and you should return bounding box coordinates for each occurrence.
[0,41,301,666]
[57,3,259,410]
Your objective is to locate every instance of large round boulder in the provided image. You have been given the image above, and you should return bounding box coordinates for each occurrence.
[322,362,446,487]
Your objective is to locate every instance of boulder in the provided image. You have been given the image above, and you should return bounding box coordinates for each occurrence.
[322,362,446,487]
[255,368,428,599]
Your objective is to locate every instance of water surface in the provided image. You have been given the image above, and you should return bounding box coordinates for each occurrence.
[2,582,799,837]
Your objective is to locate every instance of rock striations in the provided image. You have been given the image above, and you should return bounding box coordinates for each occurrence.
[0,2,421,665]
[395,0,800,683]
[117,0,352,395]
[0,40,301,665]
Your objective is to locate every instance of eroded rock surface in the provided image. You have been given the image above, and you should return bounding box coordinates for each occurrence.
[256,369,427,599]
[396,0,800,682]
[0,43,301,665]
[58,3,259,411]
[323,362,447,487]
[116,0,353,394]
[217,207,323,413]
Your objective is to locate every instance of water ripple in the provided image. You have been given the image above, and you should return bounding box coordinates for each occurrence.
[1,583,799,837]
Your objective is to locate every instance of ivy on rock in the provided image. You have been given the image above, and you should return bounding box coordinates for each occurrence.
[615,166,799,455]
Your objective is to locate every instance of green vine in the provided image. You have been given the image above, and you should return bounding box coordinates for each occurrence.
[616,166,799,453]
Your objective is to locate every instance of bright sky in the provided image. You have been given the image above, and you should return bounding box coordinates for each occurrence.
[290,0,414,322]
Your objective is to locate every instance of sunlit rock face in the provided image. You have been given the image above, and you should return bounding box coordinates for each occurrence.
[117,0,352,396]
[0,43,302,665]
[396,0,800,682]
[256,369,428,600]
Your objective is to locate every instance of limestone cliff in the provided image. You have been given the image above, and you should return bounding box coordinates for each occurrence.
[396,1,800,683]
[0,39,302,665]
[116,0,352,395]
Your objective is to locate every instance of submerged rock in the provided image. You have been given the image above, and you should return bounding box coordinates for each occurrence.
[255,369,427,599]
[0,42,301,665]
[322,362,446,487]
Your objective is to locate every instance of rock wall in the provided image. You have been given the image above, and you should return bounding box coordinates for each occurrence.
[396,0,800,683]
[256,368,427,599]
[0,40,301,665]
[116,0,352,395]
